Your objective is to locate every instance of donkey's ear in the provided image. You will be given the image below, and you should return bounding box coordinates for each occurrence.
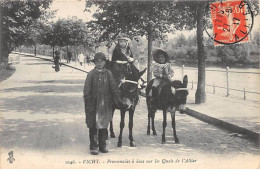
[139,68,147,78]
[183,75,188,88]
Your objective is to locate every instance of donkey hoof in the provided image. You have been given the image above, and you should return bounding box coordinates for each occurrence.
[130,141,136,147]
[175,139,180,144]
[147,130,150,135]
[153,131,157,136]
[117,141,122,147]
[161,140,166,144]
[110,132,116,138]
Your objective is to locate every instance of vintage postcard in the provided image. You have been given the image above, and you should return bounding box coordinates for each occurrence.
[0,0,259,169]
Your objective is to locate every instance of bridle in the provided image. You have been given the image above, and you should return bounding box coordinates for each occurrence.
[171,87,189,94]
[175,88,189,91]
[118,77,138,88]
[117,77,139,110]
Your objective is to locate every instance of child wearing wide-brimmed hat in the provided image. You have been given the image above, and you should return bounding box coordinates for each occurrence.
[111,33,139,78]
[84,52,125,155]
[150,49,174,102]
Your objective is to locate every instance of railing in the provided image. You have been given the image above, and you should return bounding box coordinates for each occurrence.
[13,50,260,101]
[177,65,260,100]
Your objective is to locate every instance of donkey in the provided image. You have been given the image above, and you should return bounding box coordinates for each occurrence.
[145,75,188,144]
[105,60,146,147]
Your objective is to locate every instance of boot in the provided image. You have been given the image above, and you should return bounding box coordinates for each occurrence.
[99,129,108,153]
[89,128,99,155]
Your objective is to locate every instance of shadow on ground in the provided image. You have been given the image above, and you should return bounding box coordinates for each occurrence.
[0,84,84,94]
[0,94,84,114]
[0,118,88,151]
[22,79,85,85]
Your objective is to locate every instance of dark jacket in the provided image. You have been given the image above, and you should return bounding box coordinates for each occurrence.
[111,45,133,62]
[83,68,121,129]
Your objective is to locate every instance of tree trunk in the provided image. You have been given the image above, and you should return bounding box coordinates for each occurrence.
[52,46,55,59]
[34,44,37,56]
[195,4,206,104]
[147,25,153,82]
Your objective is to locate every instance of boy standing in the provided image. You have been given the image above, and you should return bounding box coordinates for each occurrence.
[83,52,125,155]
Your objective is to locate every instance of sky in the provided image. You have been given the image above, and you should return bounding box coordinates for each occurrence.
[49,0,93,22]
[49,0,260,38]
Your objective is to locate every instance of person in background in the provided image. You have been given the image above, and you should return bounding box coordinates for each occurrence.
[86,54,90,65]
[67,51,72,63]
[78,52,85,66]
[53,50,61,72]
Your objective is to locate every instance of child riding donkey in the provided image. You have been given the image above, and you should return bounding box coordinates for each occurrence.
[150,49,174,103]
[111,33,140,79]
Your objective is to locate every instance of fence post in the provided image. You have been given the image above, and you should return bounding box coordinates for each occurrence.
[243,88,246,100]
[226,66,230,97]
[84,56,86,69]
[213,83,215,94]
[75,53,77,67]
[182,65,185,79]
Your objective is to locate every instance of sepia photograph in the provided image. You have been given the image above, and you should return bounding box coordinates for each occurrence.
[0,0,259,169]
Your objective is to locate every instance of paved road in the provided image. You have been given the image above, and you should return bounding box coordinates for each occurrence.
[0,55,259,169]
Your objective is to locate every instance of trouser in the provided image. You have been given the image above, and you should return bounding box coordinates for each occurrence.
[89,128,108,150]
[149,78,161,97]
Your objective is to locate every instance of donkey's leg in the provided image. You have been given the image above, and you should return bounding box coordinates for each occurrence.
[147,100,151,135]
[117,110,126,147]
[151,109,157,135]
[170,109,179,144]
[147,112,151,135]
[110,108,116,138]
[129,109,136,147]
[162,109,167,144]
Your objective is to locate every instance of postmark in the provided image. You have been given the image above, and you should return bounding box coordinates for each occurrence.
[206,0,254,45]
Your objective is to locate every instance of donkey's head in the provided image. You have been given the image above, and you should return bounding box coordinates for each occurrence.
[118,68,146,109]
[105,60,146,109]
[171,75,189,114]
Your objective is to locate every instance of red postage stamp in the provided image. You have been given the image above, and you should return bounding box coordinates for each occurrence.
[210,0,253,45]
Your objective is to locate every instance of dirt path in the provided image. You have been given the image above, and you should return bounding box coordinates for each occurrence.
[0,55,259,169]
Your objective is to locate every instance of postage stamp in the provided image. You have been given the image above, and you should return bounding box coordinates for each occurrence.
[209,0,254,45]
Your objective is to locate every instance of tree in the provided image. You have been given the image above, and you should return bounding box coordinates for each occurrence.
[39,17,92,57]
[24,10,56,56]
[85,0,209,103]
[85,0,178,81]
[195,2,207,104]
[176,33,187,47]
[174,0,259,103]
[85,0,259,104]
[39,22,57,56]
[0,0,52,63]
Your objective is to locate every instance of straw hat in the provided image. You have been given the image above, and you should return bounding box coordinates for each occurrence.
[152,49,169,63]
[116,33,131,42]
[90,52,107,62]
